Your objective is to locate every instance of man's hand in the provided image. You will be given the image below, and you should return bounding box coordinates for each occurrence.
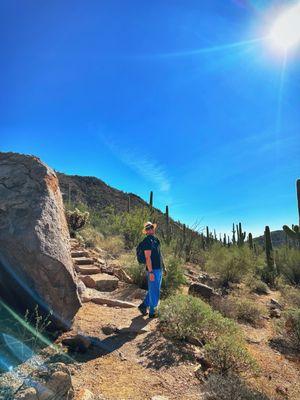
[149,272,155,282]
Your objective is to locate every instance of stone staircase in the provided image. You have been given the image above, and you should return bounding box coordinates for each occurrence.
[69,238,144,308]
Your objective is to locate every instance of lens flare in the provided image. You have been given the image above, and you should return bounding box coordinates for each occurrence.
[268,3,300,54]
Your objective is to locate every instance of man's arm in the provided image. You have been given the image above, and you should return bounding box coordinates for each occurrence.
[145,250,155,281]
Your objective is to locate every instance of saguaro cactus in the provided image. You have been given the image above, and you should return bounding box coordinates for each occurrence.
[232,223,236,244]
[206,226,211,248]
[264,225,277,286]
[127,194,131,213]
[248,233,253,250]
[149,191,153,208]
[237,222,246,247]
[165,205,171,244]
[283,179,300,245]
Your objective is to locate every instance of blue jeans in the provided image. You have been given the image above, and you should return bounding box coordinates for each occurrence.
[142,269,163,314]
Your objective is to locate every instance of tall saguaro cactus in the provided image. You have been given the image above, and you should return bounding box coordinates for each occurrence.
[127,194,131,213]
[283,179,300,245]
[248,233,253,250]
[149,191,153,208]
[165,205,171,244]
[237,222,246,247]
[264,226,277,286]
[232,223,236,244]
[206,226,211,249]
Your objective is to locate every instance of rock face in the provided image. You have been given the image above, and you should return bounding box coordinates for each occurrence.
[0,152,81,329]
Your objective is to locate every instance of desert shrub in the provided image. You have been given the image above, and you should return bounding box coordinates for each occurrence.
[276,248,300,285]
[234,299,264,327]
[280,285,300,308]
[204,335,256,375]
[161,256,186,298]
[282,308,300,349]
[127,261,147,289]
[246,276,270,295]
[109,207,150,249]
[205,245,257,286]
[213,297,264,327]
[159,294,239,343]
[98,235,125,256]
[79,227,104,248]
[79,227,124,256]
[203,373,269,400]
[66,208,89,237]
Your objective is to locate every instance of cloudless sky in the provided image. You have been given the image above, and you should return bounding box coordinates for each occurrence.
[0,0,299,236]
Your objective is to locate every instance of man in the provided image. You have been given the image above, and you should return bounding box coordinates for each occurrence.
[138,221,163,318]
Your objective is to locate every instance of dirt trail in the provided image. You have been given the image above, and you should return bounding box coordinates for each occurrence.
[69,303,201,400]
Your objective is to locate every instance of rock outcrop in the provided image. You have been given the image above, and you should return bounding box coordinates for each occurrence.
[14,362,74,400]
[0,152,81,329]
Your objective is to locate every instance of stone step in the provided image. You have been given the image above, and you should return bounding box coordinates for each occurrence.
[91,296,135,308]
[71,250,89,258]
[75,265,101,275]
[74,257,94,266]
[79,273,119,292]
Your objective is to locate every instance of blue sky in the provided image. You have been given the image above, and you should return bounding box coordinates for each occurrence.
[0,0,299,236]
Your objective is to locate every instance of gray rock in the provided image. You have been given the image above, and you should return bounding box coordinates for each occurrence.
[15,363,74,400]
[270,298,283,310]
[85,273,119,292]
[91,297,135,308]
[270,308,281,318]
[0,152,81,329]
[188,282,218,301]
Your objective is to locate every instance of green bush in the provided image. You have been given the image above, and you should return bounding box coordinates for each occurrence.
[79,226,104,248]
[205,245,258,286]
[159,294,239,343]
[160,295,255,375]
[109,207,150,249]
[246,276,270,295]
[127,260,147,289]
[283,308,300,349]
[234,299,264,327]
[280,285,300,308]
[213,297,264,327]
[204,335,256,375]
[161,256,186,298]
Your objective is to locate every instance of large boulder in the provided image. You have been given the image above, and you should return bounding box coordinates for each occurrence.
[0,152,81,329]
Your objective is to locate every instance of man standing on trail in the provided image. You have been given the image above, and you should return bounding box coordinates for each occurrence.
[138,221,163,318]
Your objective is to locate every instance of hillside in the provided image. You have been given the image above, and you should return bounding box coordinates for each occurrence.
[254,230,286,248]
[57,172,186,238]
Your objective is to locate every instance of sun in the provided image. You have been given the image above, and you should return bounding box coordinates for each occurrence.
[268,3,300,55]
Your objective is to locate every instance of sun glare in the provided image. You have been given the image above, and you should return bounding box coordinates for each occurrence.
[268,3,300,55]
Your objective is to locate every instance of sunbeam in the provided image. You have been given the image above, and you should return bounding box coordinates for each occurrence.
[140,37,265,59]
[275,51,288,140]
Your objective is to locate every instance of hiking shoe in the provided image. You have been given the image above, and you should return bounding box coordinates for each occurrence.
[138,304,148,316]
[149,310,158,319]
